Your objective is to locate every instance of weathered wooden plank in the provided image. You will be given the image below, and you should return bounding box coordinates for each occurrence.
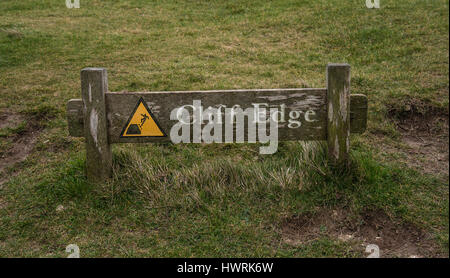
[326,63,351,166]
[67,92,368,140]
[81,68,112,182]
[106,88,327,143]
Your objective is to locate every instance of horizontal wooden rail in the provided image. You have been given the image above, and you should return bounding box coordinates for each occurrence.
[67,91,367,142]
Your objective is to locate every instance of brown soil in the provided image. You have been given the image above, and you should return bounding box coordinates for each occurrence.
[0,111,41,186]
[388,104,449,178]
[0,112,24,129]
[281,208,445,258]
[0,194,6,209]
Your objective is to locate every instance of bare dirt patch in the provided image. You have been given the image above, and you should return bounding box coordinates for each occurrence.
[0,195,7,209]
[0,111,41,186]
[0,112,24,130]
[281,208,445,258]
[388,103,449,178]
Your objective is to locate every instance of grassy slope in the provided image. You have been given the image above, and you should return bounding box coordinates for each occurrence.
[0,0,448,257]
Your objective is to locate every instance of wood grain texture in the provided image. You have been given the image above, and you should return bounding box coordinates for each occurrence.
[81,68,112,182]
[67,92,368,140]
[326,63,351,165]
[106,88,327,143]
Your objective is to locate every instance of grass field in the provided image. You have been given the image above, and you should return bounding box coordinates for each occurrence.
[0,0,448,257]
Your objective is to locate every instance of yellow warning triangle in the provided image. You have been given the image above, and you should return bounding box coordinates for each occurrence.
[120,98,166,137]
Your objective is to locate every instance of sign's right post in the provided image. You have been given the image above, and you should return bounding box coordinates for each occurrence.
[326,63,351,167]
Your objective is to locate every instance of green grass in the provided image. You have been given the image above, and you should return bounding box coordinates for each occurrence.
[0,0,448,257]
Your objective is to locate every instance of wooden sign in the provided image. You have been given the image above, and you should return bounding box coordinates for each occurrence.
[67,64,367,182]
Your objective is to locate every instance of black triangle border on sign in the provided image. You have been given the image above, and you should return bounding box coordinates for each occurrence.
[119,97,167,138]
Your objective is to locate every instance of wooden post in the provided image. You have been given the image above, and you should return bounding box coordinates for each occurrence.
[326,63,351,166]
[81,68,112,182]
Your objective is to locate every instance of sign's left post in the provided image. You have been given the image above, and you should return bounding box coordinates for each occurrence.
[81,68,112,182]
